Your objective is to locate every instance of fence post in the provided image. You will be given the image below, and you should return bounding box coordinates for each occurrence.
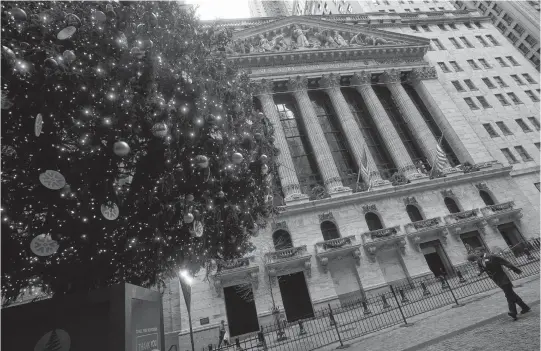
[362,301,372,315]
[420,281,431,296]
[442,274,463,308]
[457,270,466,283]
[381,294,390,309]
[298,320,307,336]
[257,330,268,351]
[399,289,409,303]
[328,304,349,349]
[390,286,411,326]
[208,345,213,351]
[439,275,449,290]
[235,338,242,351]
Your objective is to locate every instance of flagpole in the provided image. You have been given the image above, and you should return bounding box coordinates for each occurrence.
[179,271,195,351]
[355,168,362,192]
[429,135,444,179]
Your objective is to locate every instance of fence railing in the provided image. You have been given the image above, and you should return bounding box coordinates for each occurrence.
[205,238,540,351]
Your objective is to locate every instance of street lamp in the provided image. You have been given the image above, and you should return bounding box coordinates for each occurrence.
[179,270,195,351]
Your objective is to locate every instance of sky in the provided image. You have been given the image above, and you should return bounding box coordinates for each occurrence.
[188,0,251,20]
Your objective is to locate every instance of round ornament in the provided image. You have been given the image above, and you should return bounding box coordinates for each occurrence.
[193,221,204,237]
[254,133,262,141]
[34,329,70,351]
[151,122,168,138]
[2,46,16,63]
[130,47,145,59]
[92,10,106,23]
[10,7,27,22]
[184,213,194,224]
[30,234,59,257]
[65,13,81,27]
[62,50,76,63]
[217,191,225,198]
[34,113,43,137]
[261,164,269,175]
[57,26,76,40]
[232,152,243,165]
[101,202,119,220]
[257,111,265,119]
[233,103,242,113]
[259,154,268,164]
[113,141,130,157]
[186,194,194,202]
[195,155,209,168]
[44,58,58,69]
[39,170,66,190]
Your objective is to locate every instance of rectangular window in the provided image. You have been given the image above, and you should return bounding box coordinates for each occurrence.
[486,35,500,46]
[506,56,520,66]
[510,74,525,85]
[496,121,512,135]
[429,8,436,11]
[535,143,540,150]
[474,21,483,28]
[502,14,513,25]
[513,23,525,35]
[482,78,496,89]
[507,92,522,104]
[437,24,447,31]
[410,25,419,32]
[405,9,411,12]
[495,57,509,67]
[477,96,491,108]
[483,123,499,137]
[518,44,529,55]
[522,73,537,84]
[438,62,451,72]
[430,39,444,50]
[516,119,533,132]
[467,59,480,70]
[449,37,463,49]
[449,23,457,30]
[493,76,508,87]
[514,146,532,161]
[501,148,518,163]
[494,94,510,106]
[438,6,444,10]
[525,35,537,47]
[464,22,473,29]
[507,32,519,44]
[478,58,491,69]
[525,90,540,102]
[476,36,490,47]
[460,36,474,48]
[389,9,396,13]
[421,25,431,32]
[449,61,463,72]
[496,22,507,33]
[464,79,478,90]
[527,117,540,131]
[451,80,465,92]
[414,8,421,12]
[493,4,502,15]
[464,97,479,110]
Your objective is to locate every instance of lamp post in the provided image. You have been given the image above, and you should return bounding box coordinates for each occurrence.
[179,270,195,351]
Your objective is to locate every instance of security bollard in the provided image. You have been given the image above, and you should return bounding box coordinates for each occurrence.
[399,289,409,303]
[298,320,307,336]
[439,275,449,290]
[382,294,390,309]
[362,301,372,315]
[457,270,466,283]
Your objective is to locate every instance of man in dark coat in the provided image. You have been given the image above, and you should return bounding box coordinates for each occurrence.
[468,248,531,320]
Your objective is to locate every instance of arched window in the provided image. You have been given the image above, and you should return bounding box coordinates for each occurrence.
[272,230,293,251]
[365,212,383,231]
[479,190,495,206]
[444,197,461,214]
[406,205,424,222]
[321,221,340,241]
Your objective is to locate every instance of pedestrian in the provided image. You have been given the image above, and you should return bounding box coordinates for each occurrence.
[467,248,531,320]
[217,320,229,348]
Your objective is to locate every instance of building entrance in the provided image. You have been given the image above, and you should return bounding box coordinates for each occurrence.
[460,230,486,253]
[329,257,365,305]
[377,248,408,284]
[223,284,259,337]
[420,240,453,277]
[278,272,314,322]
[497,222,524,255]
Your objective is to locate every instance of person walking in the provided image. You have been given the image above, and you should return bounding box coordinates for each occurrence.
[468,248,531,320]
[217,320,229,348]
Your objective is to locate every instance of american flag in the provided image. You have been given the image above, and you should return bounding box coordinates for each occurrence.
[356,147,371,191]
[431,136,447,175]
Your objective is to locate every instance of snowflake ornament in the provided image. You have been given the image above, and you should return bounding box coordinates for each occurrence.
[30,234,59,256]
[34,113,43,137]
[194,221,204,237]
[39,170,66,190]
[100,203,119,220]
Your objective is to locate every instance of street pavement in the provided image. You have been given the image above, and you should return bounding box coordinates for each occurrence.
[318,274,540,351]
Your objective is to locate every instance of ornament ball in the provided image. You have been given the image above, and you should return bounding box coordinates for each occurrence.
[10,8,27,22]
[184,213,194,224]
[217,191,225,198]
[113,141,130,157]
[151,122,168,138]
[259,154,268,164]
[62,50,76,63]
[195,155,209,168]
[232,152,243,164]
[186,194,194,202]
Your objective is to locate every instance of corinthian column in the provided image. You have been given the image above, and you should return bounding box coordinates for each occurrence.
[287,76,351,196]
[319,74,390,188]
[381,69,450,169]
[254,80,308,204]
[351,71,424,181]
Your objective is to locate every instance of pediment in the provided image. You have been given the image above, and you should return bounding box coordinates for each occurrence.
[225,16,429,56]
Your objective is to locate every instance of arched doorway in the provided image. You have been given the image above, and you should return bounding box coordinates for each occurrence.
[272,230,293,251]
[479,190,495,206]
[406,205,424,222]
[444,197,461,214]
[365,212,383,231]
[321,221,340,241]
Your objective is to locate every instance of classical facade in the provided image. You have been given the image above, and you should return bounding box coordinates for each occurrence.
[162,8,540,351]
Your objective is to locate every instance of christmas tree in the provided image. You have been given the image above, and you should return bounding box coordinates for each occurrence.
[1,1,277,304]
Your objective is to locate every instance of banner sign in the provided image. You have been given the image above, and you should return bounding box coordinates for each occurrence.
[132,299,161,351]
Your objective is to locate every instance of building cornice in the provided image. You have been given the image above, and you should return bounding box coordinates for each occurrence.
[277,164,513,219]
[510,165,541,177]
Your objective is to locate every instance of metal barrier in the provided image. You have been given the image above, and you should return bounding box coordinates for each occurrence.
[207,238,540,351]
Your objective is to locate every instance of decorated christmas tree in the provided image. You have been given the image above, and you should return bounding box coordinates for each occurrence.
[1,1,277,304]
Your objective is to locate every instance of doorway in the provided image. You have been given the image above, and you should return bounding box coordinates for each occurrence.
[223,284,260,337]
[278,272,314,322]
[328,257,365,305]
[420,240,453,277]
[376,248,408,284]
[460,231,487,253]
[497,222,524,255]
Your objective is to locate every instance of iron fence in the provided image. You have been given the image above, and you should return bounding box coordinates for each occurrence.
[205,238,540,351]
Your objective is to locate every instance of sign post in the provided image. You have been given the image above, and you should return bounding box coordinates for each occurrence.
[179,271,195,351]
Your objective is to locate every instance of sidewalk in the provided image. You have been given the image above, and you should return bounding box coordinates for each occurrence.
[319,274,540,351]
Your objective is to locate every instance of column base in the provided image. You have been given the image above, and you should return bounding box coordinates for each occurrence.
[443,167,463,178]
[285,193,310,205]
[408,173,430,184]
[329,187,352,199]
[371,179,393,190]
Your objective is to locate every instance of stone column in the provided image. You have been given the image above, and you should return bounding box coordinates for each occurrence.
[255,80,308,204]
[381,69,450,170]
[351,71,424,181]
[409,67,491,164]
[319,74,390,188]
[287,76,351,196]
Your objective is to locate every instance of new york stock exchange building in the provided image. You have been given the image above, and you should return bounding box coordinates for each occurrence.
[164,8,540,350]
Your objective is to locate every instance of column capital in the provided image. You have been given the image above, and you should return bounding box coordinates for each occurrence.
[253,79,275,96]
[409,67,438,82]
[287,76,308,92]
[319,73,341,90]
[351,71,372,86]
[380,69,402,84]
